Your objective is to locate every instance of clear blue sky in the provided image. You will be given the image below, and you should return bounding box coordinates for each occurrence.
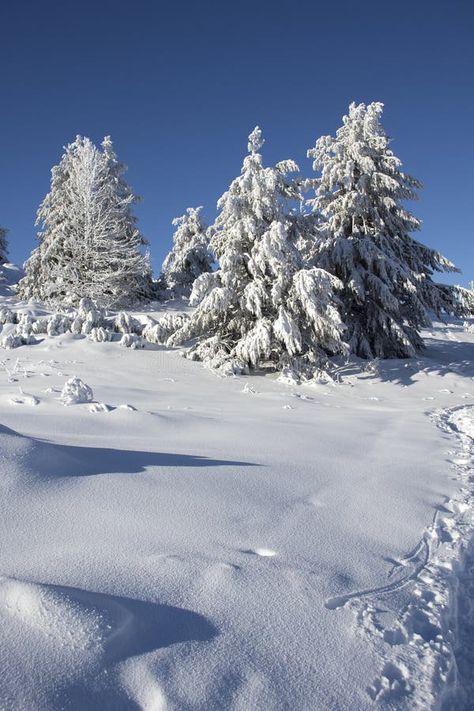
[1,0,472,284]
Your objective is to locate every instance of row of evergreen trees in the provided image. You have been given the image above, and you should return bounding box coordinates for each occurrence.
[2,102,466,375]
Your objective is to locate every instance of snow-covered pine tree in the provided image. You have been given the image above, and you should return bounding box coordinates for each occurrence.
[99,136,152,305]
[18,136,151,308]
[18,136,91,305]
[160,207,214,298]
[307,101,460,359]
[0,227,8,264]
[169,127,346,379]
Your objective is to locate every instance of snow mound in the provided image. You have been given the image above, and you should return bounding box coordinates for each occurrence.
[0,576,105,649]
[60,377,94,405]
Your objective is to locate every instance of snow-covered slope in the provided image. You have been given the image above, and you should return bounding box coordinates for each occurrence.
[0,299,473,709]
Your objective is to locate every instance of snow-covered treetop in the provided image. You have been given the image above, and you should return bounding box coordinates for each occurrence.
[248,126,264,154]
[160,206,213,298]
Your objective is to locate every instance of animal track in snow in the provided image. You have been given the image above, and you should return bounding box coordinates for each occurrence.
[325,532,431,610]
[368,661,413,701]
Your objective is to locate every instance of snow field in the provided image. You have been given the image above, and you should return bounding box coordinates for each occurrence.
[0,312,473,709]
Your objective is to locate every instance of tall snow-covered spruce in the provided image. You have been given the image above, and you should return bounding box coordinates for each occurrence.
[169,127,346,379]
[160,206,213,298]
[0,227,8,264]
[18,136,151,308]
[307,101,459,358]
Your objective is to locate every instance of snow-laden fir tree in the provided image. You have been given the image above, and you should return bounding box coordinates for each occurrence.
[307,101,460,358]
[18,136,151,308]
[99,136,152,304]
[160,206,214,298]
[169,127,346,379]
[0,227,8,264]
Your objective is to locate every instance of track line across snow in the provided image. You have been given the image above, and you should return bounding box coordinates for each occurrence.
[325,404,474,709]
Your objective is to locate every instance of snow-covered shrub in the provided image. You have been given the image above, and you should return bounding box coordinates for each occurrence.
[142,312,189,345]
[47,313,72,337]
[169,127,346,378]
[160,207,214,298]
[185,334,249,375]
[77,298,105,335]
[120,333,144,349]
[0,307,17,325]
[60,376,94,405]
[70,316,84,335]
[306,101,461,358]
[31,317,50,335]
[15,314,35,338]
[17,137,152,309]
[114,311,142,335]
[88,326,112,343]
[1,333,24,349]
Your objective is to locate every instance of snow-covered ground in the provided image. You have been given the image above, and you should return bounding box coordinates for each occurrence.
[0,288,473,709]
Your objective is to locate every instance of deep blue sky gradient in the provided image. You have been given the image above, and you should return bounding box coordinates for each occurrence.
[1,0,472,284]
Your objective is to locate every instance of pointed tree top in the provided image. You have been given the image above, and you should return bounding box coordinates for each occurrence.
[248,126,264,154]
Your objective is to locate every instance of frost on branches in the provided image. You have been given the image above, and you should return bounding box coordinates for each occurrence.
[169,127,346,380]
[307,101,460,359]
[160,207,214,298]
[18,136,152,309]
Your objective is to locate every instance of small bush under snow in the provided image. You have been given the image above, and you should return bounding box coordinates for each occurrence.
[143,312,189,345]
[1,333,24,349]
[0,308,17,325]
[120,333,144,349]
[47,313,72,337]
[60,377,94,405]
[88,326,112,343]
[114,311,142,335]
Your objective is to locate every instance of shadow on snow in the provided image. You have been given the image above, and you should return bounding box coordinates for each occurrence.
[0,423,259,479]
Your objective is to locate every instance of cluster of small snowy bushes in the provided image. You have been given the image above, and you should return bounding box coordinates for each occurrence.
[0,297,190,352]
[2,101,472,382]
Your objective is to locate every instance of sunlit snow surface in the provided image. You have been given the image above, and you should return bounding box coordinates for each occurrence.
[0,287,473,708]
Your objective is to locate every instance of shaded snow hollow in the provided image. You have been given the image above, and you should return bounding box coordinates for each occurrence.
[0,300,473,709]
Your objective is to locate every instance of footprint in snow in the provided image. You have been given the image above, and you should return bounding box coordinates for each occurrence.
[9,388,39,406]
[240,548,277,558]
